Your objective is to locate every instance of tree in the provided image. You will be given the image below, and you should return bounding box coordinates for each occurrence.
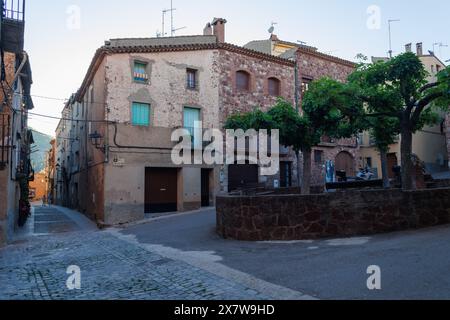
[348,59,403,188]
[224,86,365,195]
[349,53,450,190]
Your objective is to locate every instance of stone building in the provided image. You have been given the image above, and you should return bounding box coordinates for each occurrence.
[0,0,34,246]
[58,18,298,226]
[245,34,360,184]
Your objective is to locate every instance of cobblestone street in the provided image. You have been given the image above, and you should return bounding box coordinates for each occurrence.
[0,205,276,300]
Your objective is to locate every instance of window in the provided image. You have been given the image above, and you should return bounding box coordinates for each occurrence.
[134,61,148,82]
[187,69,197,90]
[314,150,324,164]
[301,77,313,98]
[131,102,150,126]
[436,65,441,73]
[236,71,250,92]
[268,77,281,96]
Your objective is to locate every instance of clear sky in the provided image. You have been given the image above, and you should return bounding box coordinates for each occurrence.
[25,0,450,136]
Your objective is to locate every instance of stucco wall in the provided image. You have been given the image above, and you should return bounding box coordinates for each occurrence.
[106,50,220,129]
[101,50,221,224]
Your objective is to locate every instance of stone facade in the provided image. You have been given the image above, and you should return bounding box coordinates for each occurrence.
[295,50,360,184]
[217,188,450,241]
[446,114,450,169]
[218,49,295,120]
[217,48,297,191]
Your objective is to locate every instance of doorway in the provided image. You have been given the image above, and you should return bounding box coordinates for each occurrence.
[335,151,355,177]
[387,153,398,179]
[201,169,211,207]
[145,168,178,213]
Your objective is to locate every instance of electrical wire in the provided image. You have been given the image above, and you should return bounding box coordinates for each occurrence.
[28,111,112,123]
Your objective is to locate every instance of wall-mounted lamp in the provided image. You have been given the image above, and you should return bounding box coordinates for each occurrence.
[89,131,104,150]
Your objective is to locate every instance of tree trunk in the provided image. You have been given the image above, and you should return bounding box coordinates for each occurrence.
[400,127,415,190]
[379,149,390,189]
[302,149,312,195]
[296,152,302,189]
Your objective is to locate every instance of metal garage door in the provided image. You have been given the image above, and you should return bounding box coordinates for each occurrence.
[145,168,178,213]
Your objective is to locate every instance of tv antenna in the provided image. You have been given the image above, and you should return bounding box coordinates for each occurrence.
[160,0,185,37]
[433,42,448,58]
[388,19,400,58]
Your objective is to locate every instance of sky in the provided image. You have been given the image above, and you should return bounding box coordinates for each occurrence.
[25,0,450,136]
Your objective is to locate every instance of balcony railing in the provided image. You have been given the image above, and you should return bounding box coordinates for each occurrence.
[2,0,25,21]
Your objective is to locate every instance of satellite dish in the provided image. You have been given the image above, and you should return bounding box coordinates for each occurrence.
[268,22,277,34]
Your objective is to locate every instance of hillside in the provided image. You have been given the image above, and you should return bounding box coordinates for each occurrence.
[30,129,53,173]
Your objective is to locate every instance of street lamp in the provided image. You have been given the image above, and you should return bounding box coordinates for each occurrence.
[89,131,104,149]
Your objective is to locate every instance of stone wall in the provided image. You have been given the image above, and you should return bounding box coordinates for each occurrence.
[217,49,295,123]
[446,113,450,169]
[217,188,450,241]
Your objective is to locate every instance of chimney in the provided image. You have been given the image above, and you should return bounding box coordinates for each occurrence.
[203,23,212,36]
[211,18,227,43]
[416,42,423,56]
[405,43,412,53]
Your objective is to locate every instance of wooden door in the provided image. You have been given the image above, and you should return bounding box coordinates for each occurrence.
[145,168,178,213]
[335,152,355,177]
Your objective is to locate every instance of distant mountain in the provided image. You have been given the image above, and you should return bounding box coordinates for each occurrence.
[30,129,53,173]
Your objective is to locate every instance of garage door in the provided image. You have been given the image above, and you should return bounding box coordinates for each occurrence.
[145,168,178,213]
[228,164,259,192]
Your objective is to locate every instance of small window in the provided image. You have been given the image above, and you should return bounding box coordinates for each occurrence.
[314,150,324,164]
[236,70,250,92]
[131,102,150,126]
[268,77,281,96]
[134,62,148,82]
[187,69,197,89]
[301,77,313,98]
[436,65,441,73]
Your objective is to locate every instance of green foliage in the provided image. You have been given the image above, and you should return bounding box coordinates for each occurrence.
[224,108,274,132]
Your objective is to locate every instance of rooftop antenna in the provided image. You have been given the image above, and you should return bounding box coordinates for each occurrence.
[162,2,176,37]
[388,19,400,58]
[433,42,448,58]
[297,40,307,45]
[268,22,277,35]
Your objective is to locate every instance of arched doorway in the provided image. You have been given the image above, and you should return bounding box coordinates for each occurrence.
[335,151,355,177]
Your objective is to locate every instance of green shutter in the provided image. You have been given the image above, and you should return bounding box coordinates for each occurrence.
[132,102,150,126]
[183,107,201,147]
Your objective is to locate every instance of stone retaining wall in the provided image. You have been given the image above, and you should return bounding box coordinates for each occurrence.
[216,188,450,241]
